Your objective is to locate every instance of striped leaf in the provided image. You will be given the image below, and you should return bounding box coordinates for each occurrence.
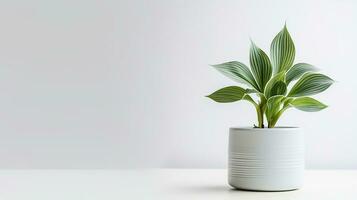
[270,81,287,97]
[270,25,295,74]
[286,63,319,85]
[206,86,246,103]
[264,72,286,98]
[265,95,284,121]
[249,41,272,92]
[288,73,334,97]
[212,61,259,91]
[290,97,327,112]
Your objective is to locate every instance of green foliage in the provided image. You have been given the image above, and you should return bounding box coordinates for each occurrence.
[265,95,285,124]
[264,72,287,98]
[270,24,295,74]
[206,24,333,128]
[249,41,272,92]
[206,86,247,103]
[212,61,259,91]
[290,97,327,112]
[288,73,334,97]
[286,63,318,85]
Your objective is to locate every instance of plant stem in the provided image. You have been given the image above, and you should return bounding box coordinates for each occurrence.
[269,106,290,128]
[256,95,266,128]
[269,118,277,128]
[256,105,264,128]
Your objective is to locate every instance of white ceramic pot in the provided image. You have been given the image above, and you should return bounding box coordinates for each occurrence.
[228,127,304,191]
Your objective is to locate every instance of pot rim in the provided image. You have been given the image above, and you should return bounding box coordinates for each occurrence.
[230,126,299,130]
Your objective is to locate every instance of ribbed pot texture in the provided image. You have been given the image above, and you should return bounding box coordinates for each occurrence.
[228,127,304,191]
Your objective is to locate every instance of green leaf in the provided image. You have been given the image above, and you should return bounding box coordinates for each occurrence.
[286,63,319,85]
[290,97,327,112]
[265,95,285,121]
[270,25,295,74]
[242,94,257,106]
[249,41,272,92]
[264,72,286,98]
[206,86,247,103]
[212,61,259,91]
[270,81,287,97]
[288,72,334,97]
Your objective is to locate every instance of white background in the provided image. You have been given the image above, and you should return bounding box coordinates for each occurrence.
[0,0,355,169]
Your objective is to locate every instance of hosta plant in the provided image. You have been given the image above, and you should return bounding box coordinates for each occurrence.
[206,25,333,128]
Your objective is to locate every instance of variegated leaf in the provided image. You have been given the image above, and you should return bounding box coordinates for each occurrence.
[270,25,295,74]
[212,61,259,91]
[290,97,327,112]
[264,72,286,98]
[206,86,246,103]
[286,63,318,85]
[288,72,334,97]
[249,41,272,92]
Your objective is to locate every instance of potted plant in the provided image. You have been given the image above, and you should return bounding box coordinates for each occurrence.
[206,24,333,191]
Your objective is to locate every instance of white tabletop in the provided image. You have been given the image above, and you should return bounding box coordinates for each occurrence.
[0,169,355,199]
